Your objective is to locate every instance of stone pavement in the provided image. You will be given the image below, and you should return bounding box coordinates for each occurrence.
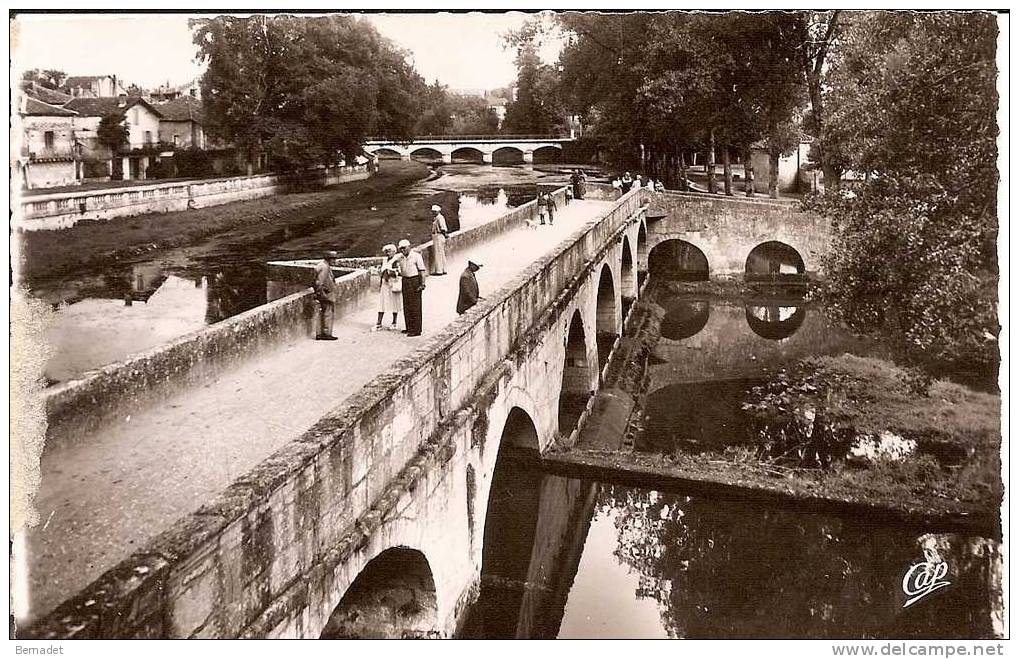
[25,199,612,623]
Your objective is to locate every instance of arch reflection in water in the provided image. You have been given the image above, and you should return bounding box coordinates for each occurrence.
[660,298,710,341]
[745,304,806,340]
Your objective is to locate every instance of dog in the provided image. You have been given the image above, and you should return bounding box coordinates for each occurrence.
[524,217,541,230]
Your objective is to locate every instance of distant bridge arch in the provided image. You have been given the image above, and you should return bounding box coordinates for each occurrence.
[365,135,574,165]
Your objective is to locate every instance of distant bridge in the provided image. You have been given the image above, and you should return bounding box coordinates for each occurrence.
[364,134,575,164]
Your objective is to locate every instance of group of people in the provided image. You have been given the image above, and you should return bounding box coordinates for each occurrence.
[569,169,588,201]
[312,203,485,341]
[613,171,666,195]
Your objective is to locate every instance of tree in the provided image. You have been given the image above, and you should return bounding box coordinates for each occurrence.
[22,68,65,89]
[806,11,999,377]
[97,113,128,154]
[502,43,566,135]
[192,15,425,171]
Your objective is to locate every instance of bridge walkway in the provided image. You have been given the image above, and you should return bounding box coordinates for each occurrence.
[25,198,613,623]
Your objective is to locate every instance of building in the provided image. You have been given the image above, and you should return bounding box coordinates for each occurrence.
[64,96,166,180]
[749,140,818,194]
[63,75,126,99]
[153,97,205,149]
[16,96,84,189]
[149,78,202,102]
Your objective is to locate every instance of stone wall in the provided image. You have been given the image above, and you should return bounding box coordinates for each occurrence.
[17,164,372,231]
[646,191,829,277]
[23,187,649,639]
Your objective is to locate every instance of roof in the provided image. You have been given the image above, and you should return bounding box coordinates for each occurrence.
[152,96,203,123]
[22,97,78,117]
[64,75,113,87]
[64,96,163,118]
[20,81,73,106]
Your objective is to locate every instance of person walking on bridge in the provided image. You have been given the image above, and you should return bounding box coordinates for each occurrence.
[398,239,427,336]
[457,260,483,315]
[430,204,449,275]
[313,250,340,341]
[544,191,558,225]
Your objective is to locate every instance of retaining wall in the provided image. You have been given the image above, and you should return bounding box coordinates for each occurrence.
[18,165,371,231]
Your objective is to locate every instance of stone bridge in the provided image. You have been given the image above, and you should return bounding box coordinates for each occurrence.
[23,187,829,639]
[364,135,574,164]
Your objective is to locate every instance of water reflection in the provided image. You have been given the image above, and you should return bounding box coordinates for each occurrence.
[660,299,710,341]
[745,304,806,340]
[586,485,1002,639]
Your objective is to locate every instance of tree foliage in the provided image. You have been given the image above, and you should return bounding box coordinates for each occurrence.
[805,11,999,378]
[502,42,566,135]
[22,68,65,89]
[97,113,129,153]
[191,15,424,170]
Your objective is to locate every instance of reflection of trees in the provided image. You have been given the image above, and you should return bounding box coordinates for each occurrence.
[601,485,1001,639]
[203,264,268,324]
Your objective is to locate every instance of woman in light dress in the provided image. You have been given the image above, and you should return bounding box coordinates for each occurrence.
[430,204,449,275]
[372,243,403,331]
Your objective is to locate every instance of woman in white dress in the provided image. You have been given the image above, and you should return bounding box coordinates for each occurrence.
[430,204,449,275]
[372,244,403,331]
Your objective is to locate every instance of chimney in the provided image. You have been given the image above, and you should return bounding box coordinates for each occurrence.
[117,93,127,108]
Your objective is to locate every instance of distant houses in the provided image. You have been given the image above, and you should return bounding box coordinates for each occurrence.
[15,74,235,190]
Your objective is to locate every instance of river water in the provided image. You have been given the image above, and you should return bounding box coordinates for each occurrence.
[459,280,1002,639]
[35,164,577,385]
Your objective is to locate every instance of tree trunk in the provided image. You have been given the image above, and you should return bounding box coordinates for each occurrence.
[768,147,780,199]
[679,151,689,191]
[706,129,716,194]
[744,146,755,197]
[722,146,732,196]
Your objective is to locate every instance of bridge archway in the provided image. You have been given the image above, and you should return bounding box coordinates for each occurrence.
[320,546,439,639]
[745,241,805,281]
[409,147,444,163]
[558,310,594,438]
[492,146,524,165]
[636,222,649,286]
[648,239,709,280]
[372,147,403,160]
[471,407,543,638]
[532,145,562,164]
[620,237,636,315]
[595,264,618,370]
[745,304,806,340]
[451,147,485,164]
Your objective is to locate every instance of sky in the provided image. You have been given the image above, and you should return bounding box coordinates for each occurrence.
[11,12,565,92]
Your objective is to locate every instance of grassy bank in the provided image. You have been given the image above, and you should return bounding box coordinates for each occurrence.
[16,160,433,286]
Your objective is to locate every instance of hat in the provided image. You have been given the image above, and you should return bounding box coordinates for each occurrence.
[431,205,441,212]
[468,260,483,270]
[398,239,411,249]
[324,250,338,259]
[382,243,396,253]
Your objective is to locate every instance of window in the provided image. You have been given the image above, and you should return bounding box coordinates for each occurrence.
[173,134,179,146]
[144,131,153,145]
[132,108,139,125]
[43,131,55,150]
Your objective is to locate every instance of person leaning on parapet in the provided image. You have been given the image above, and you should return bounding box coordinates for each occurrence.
[457,260,484,315]
[621,171,634,193]
[372,243,402,332]
[313,250,340,341]
[655,178,666,193]
[397,239,428,337]
[430,204,449,275]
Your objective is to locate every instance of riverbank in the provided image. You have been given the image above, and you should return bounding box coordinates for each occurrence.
[16,160,434,291]
[551,279,1002,532]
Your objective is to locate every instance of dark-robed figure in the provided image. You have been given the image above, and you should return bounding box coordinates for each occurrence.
[457,260,483,314]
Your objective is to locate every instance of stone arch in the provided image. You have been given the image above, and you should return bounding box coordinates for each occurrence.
[558,309,594,438]
[409,147,444,163]
[320,546,439,639]
[636,221,649,285]
[492,146,524,165]
[371,147,403,160]
[745,303,806,340]
[745,240,805,281]
[648,239,709,280]
[620,236,636,313]
[532,145,562,164]
[451,147,485,164]
[595,263,618,371]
